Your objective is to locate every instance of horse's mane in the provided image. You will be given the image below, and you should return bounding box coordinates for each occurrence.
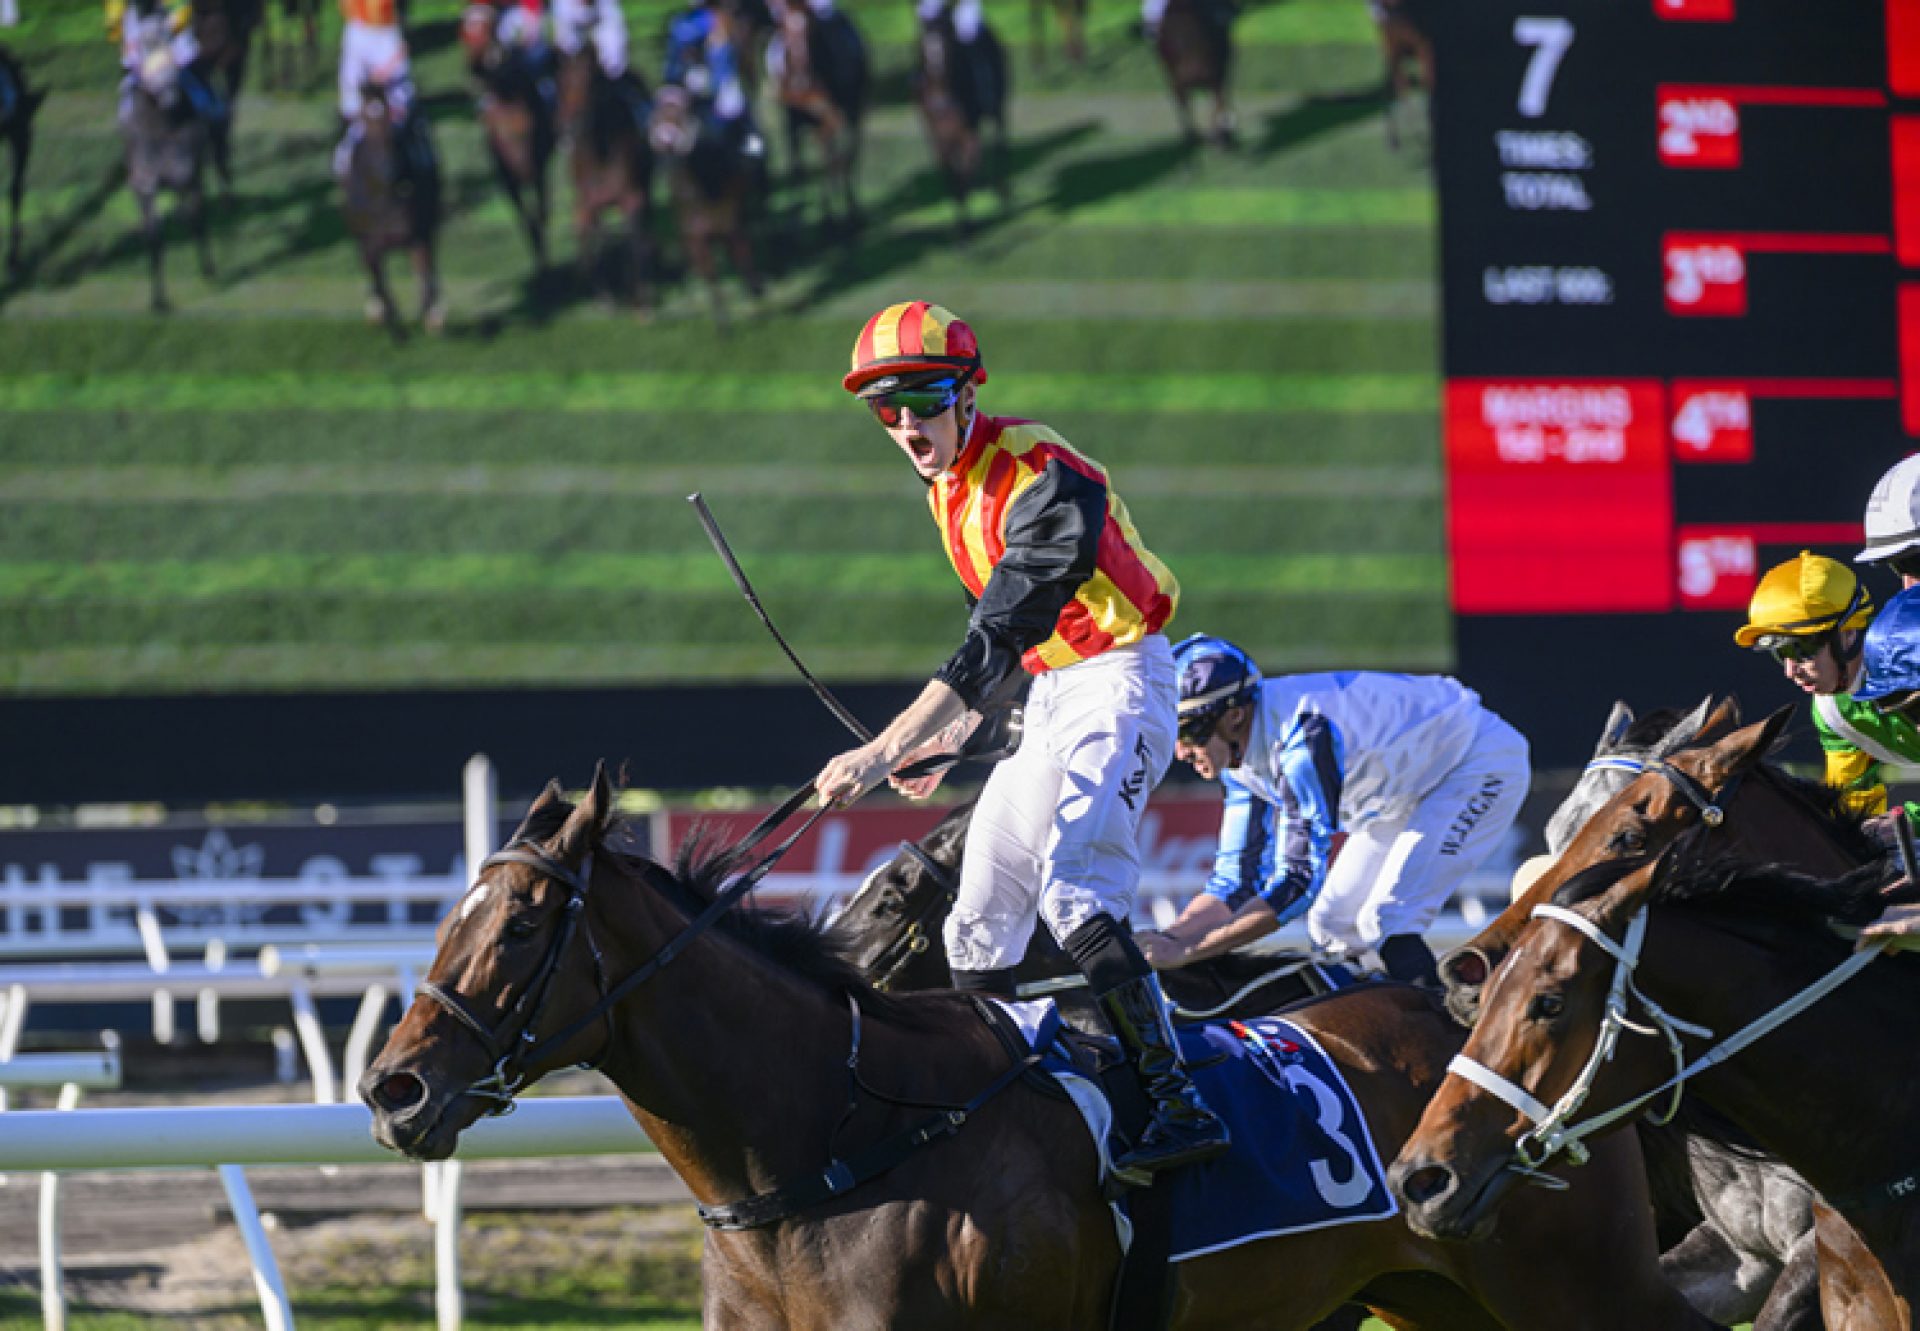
[557,811,976,1035]
[1746,762,1884,862]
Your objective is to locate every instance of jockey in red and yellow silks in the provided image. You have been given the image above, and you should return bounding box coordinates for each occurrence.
[815,300,1227,1177]
[931,416,1178,677]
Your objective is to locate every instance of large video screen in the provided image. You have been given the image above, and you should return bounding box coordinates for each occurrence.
[1431,0,1920,747]
[0,0,1445,702]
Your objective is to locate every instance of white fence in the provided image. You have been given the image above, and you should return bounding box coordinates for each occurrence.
[1,1097,652,1331]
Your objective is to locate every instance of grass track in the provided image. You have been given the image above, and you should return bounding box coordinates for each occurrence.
[0,0,1442,696]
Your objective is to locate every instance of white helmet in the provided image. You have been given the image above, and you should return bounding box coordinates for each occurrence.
[1858,455,1920,565]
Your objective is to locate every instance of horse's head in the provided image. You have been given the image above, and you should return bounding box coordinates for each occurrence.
[1396,704,1818,1235]
[1540,696,1728,856]
[361,766,624,1161]
[1390,851,1670,1240]
[828,801,973,989]
[1439,698,1788,1022]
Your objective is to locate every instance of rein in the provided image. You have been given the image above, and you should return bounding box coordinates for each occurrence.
[1446,756,1896,1180]
[424,781,830,1113]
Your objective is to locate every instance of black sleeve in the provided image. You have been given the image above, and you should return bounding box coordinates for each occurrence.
[934,460,1107,708]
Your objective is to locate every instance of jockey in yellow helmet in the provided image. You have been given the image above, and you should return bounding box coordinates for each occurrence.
[1735,551,1892,813]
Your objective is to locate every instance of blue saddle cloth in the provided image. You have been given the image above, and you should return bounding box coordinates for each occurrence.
[1009,1002,1400,1262]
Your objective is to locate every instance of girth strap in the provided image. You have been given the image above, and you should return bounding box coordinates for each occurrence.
[698,997,1044,1231]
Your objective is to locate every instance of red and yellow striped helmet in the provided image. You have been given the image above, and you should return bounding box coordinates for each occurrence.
[843,301,986,396]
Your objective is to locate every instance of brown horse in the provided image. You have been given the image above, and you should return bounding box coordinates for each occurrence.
[557,50,654,308]
[1155,0,1235,146]
[338,80,443,333]
[0,44,44,276]
[362,769,1719,1330]
[768,0,867,235]
[646,87,764,327]
[1030,0,1087,67]
[1393,711,1914,1329]
[1370,0,1431,153]
[914,6,1010,237]
[832,799,1346,1030]
[460,2,556,267]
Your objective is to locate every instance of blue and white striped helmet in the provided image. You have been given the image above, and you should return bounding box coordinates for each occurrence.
[1172,634,1262,730]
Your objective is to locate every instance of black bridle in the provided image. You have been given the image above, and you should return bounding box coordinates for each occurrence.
[422,782,831,1114]
[862,839,962,991]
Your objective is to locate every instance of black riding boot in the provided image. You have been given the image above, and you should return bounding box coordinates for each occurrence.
[1063,915,1230,1174]
[1378,933,1441,993]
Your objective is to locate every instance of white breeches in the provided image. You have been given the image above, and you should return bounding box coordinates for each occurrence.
[944,636,1177,973]
[1305,712,1531,954]
[339,21,408,118]
[552,0,628,77]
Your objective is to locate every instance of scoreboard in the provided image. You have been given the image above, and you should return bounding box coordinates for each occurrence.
[1432,0,1920,757]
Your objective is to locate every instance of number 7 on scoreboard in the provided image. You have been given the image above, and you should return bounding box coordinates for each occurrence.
[1514,17,1575,119]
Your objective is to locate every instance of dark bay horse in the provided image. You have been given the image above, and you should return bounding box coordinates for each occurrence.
[914,7,1010,236]
[461,2,556,267]
[363,769,1719,1329]
[190,0,258,188]
[121,45,217,312]
[1155,0,1235,146]
[558,50,654,308]
[769,0,867,235]
[0,44,45,275]
[1393,710,1912,1329]
[647,87,764,327]
[339,81,443,333]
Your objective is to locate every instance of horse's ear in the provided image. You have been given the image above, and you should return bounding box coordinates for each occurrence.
[1595,701,1635,757]
[1703,705,1794,780]
[554,762,615,863]
[510,779,568,842]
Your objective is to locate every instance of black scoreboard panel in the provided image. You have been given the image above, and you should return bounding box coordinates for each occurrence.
[1434,0,1920,759]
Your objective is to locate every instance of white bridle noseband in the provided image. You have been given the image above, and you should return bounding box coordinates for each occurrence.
[1447,898,1891,1181]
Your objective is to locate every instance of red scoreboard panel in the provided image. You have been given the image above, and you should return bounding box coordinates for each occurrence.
[1432,0,1920,758]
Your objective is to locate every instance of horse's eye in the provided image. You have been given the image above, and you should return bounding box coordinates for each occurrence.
[1527,993,1565,1022]
[1608,827,1647,855]
[504,914,542,941]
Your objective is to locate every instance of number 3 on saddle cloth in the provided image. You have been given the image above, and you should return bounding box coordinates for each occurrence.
[991,999,1400,1261]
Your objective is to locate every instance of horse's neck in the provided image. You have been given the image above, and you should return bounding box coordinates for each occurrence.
[1646,911,1919,1239]
[597,909,890,1206]
[1736,778,1862,877]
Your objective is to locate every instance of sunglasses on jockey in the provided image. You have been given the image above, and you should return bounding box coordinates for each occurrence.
[1748,582,1867,665]
[866,367,976,429]
[1751,631,1837,664]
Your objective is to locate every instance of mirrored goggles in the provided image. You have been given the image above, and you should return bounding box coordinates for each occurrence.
[1751,630,1833,663]
[1177,710,1221,747]
[867,370,971,428]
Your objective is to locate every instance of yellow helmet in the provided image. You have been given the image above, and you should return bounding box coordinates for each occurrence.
[1734,551,1874,647]
[844,301,984,397]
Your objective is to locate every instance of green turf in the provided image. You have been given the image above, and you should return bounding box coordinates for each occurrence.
[0,0,1442,696]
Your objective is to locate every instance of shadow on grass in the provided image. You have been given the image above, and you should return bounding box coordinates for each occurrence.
[1248,84,1390,162]
[779,119,1099,310]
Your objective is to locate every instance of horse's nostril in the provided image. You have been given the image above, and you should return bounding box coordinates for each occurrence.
[368,1070,428,1114]
[1397,1163,1455,1207]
